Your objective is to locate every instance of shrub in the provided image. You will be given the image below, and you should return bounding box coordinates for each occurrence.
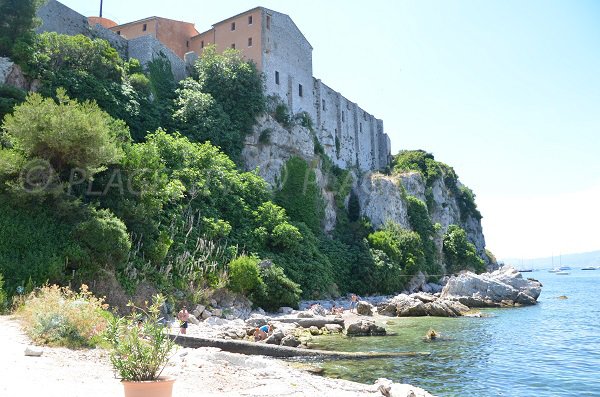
[0,0,43,63]
[0,273,6,312]
[0,84,27,120]
[227,255,264,295]
[252,264,302,311]
[173,78,240,158]
[275,157,325,234]
[258,128,272,144]
[2,90,127,180]
[0,196,80,296]
[194,45,266,136]
[74,208,131,271]
[274,103,292,129]
[367,221,425,293]
[271,223,302,250]
[104,295,175,381]
[17,284,110,348]
[442,225,485,274]
[406,196,441,277]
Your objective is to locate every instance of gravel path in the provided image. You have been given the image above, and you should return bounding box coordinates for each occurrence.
[0,315,433,396]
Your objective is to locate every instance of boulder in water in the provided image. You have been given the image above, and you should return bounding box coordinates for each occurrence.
[357,300,374,316]
[441,265,542,307]
[346,320,386,336]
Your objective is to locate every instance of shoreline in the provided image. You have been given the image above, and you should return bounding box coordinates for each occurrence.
[0,315,433,397]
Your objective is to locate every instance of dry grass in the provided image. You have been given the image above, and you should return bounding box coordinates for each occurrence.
[17,284,111,348]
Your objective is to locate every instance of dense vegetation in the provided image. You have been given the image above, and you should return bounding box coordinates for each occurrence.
[0,10,489,310]
[392,150,482,221]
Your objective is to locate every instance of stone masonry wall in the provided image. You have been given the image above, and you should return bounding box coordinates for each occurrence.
[37,0,186,81]
[128,36,187,81]
[261,9,316,123]
[313,79,389,172]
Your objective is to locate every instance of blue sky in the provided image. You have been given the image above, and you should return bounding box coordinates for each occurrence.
[58,0,600,260]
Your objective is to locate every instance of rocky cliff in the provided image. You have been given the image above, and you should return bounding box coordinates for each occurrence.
[243,116,492,274]
[357,170,491,270]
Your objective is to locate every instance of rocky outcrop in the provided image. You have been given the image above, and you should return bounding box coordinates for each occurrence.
[357,173,410,229]
[0,57,36,91]
[346,320,386,336]
[355,168,492,273]
[377,293,470,318]
[242,115,338,231]
[356,300,374,316]
[440,266,542,307]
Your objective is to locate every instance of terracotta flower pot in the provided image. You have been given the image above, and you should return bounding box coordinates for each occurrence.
[122,376,175,397]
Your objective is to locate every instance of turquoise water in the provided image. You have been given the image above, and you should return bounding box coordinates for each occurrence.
[309,270,600,396]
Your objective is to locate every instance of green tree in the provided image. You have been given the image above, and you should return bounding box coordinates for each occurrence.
[252,263,302,311]
[367,221,425,293]
[2,90,127,180]
[27,33,159,140]
[406,196,441,277]
[0,0,43,63]
[173,79,240,158]
[194,46,266,136]
[442,225,485,274]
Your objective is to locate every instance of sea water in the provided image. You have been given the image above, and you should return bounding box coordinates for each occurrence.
[309,269,600,396]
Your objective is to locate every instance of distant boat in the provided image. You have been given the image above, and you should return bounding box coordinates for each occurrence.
[556,271,570,275]
[581,266,597,270]
[549,268,560,273]
[518,269,533,273]
[559,266,572,271]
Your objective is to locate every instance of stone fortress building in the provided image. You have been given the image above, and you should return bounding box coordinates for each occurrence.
[37,1,391,172]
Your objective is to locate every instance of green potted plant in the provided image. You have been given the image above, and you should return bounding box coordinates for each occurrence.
[105,295,177,397]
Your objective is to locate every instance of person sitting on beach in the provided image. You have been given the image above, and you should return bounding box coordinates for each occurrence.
[253,323,272,341]
[330,304,343,315]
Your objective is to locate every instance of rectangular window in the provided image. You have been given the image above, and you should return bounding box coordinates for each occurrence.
[116,30,120,35]
[298,84,303,97]
[142,23,147,31]
[266,15,271,30]
[231,43,236,49]
[248,15,253,25]
[342,111,345,122]
[275,71,280,85]
[186,40,189,48]
[322,99,326,111]
[248,37,253,47]
[231,22,236,31]
[360,123,363,133]
[364,111,367,120]
[201,40,204,48]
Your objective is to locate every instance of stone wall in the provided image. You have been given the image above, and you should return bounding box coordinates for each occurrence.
[128,36,187,81]
[261,9,316,123]
[36,0,186,81]
[313,79,389,172]
[37,0,128,58]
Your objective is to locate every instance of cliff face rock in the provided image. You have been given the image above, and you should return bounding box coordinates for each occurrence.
[0,57,37,91]
[242,115,337,231]
[357,173,410,229]
[243,114,315,186]
[356,170,490,269]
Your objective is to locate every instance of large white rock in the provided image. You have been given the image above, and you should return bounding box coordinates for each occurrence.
[356,173,410,229]
[440,265,542,306]
[375,378,435,397]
